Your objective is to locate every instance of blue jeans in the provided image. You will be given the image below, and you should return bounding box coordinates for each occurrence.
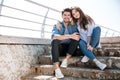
[79,26,101,60]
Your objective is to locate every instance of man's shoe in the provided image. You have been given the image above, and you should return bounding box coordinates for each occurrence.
[95,61,107,70]
[55,68,64,78]
[60,59,67,68]
[81,55,89,62]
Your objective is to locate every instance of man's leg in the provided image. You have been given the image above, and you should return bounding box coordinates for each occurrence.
[61,39,78,68]
[51,39,64,78]
[51,39,61,63]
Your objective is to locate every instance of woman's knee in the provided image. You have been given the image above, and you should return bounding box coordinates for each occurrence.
[79,40,86,47]
[94,26,101,32]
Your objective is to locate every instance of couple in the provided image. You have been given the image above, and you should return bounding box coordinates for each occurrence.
[51,7,107,78]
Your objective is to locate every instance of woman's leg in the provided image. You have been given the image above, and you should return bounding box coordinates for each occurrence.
[81,26,101,62]
[79,40,107,70]
[90,26,101,48]
[79,40,96,60]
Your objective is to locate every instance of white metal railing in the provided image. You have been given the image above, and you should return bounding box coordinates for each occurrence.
[0,0,120,39]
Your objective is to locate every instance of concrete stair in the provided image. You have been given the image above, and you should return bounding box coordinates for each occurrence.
[21,74,88,80]
[21,37,120,80]
[26,64,120,79]
[38,56,120,69]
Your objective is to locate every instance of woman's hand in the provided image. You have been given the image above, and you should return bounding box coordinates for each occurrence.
[56,21,61,30]
[87,44,93,51]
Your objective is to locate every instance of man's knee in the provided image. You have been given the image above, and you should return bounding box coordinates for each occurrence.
[51,39,60,45]
[71,39,79,44]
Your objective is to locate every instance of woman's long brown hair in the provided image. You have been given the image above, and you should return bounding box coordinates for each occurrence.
[71,7,95,30]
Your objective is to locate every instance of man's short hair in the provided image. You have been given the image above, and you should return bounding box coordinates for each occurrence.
[62,8,71,16]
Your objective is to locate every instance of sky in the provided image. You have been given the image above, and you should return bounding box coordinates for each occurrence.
[0,0,120,38]
[35,0,120,30]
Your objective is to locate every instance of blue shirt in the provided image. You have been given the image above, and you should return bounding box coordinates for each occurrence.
[51,22,78,39]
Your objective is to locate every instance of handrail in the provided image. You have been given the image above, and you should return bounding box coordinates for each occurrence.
[0,25,51,33]
[25,0,60,13]
[0,24,41,32]
[98,24,120,34]
[0,14,53,27]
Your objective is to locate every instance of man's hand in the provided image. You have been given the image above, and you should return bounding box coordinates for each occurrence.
[70,32,80,41]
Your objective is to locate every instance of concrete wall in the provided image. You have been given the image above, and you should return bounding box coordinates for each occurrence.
[0,36,51,80]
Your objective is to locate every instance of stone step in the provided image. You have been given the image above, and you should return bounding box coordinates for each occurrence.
[92,48,119,56]
[101,43,120,48]
[38,56,120,69]
[43,47,120,57]
[77,48,120,57]
[21,74,88,80]
[100,37,120,48]
[30,64,120,80]
[92,48,120,57]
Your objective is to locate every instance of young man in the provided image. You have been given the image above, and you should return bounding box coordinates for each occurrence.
[51,8,80,78]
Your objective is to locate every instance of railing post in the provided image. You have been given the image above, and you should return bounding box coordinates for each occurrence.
[41,8,49,38]
[0,0,4,15]
[112,32,114,37]
[118,33,120,37]
[105,30,108,37]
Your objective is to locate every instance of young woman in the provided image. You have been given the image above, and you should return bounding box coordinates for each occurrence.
[71,6,107,70]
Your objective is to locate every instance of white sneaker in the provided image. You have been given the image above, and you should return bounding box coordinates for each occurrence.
[81,55,89,62]
[60,59,67,68]
[55,68,64,78]
[95,61,107,70]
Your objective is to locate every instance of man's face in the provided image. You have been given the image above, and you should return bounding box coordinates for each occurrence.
[62,12,71,23]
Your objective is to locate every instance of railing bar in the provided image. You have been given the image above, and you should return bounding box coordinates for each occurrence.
[1,14,42,24]
[0,25,41,32]
[0,15,53,27]
[0,24,52,33]
[98,24,120,33]
[1,4,59,21]
[25,0,60,13]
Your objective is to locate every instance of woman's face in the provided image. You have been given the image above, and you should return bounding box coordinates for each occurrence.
[72,9,80,19]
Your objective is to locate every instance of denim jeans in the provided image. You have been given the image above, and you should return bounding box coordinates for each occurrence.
[90,26,101,48]
[79,26,101,60]
[51,39,78,63]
